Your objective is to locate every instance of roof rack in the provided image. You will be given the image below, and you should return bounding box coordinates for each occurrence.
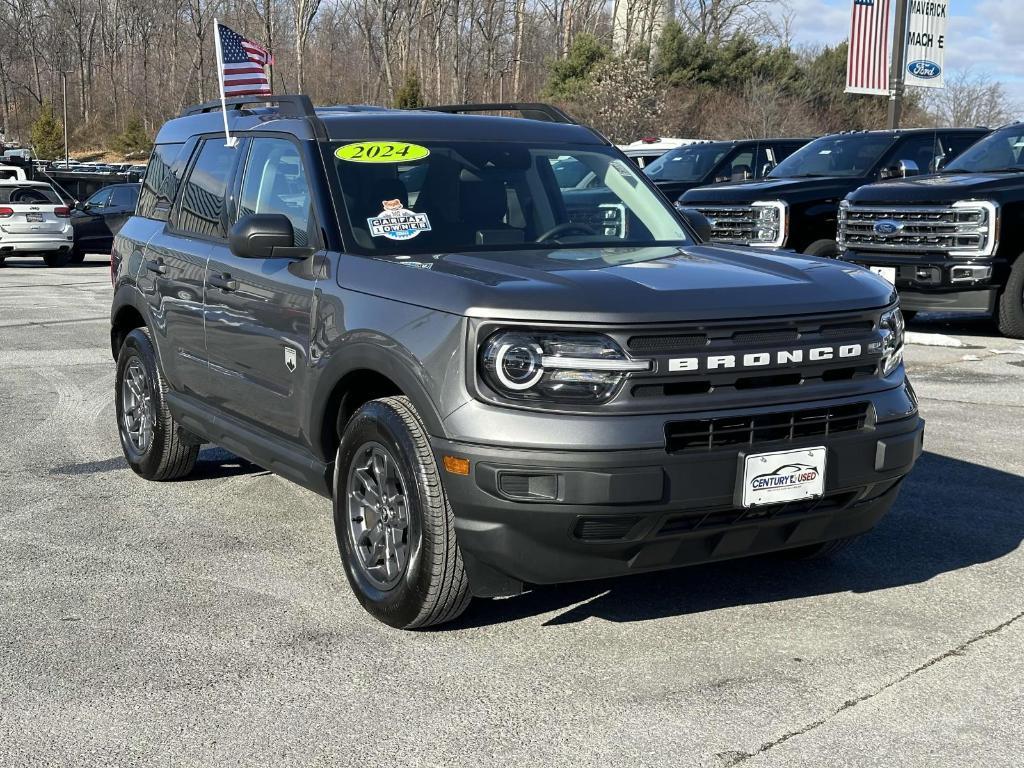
[419,102,577,125]
[180,94,317,118]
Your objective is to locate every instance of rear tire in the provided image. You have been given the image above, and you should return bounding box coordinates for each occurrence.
[901,310,917,324]
[334,396,471,629]
[43,250,72,268]
[804,239,840,258]
[0,256,5,268]
[69,247,86,264]
[997,255,1024,339]
[115,327,199,481]
[781,536,859,560]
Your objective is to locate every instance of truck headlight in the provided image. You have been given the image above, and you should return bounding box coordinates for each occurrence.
[879,306,905,376]
[480,331,651,403]
[750,200,788,248]
[950,200,999,257]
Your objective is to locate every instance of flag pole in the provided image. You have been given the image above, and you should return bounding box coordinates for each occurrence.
[213,18,238,148]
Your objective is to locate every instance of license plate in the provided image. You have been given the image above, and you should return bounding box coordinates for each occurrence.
[25,213,43,222]
[741,447,826,508]
[869,266,896,284]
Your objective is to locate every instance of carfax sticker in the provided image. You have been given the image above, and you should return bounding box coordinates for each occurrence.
[368,199,432,240]
[335,141,430,163]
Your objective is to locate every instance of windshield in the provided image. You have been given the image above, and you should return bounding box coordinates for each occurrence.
[945,127,1024,173]
[770,135,895,178]
[644,144,729,182]
[331,140,690,256]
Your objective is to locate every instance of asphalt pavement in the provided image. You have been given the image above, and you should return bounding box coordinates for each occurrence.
[1,256,1022,767]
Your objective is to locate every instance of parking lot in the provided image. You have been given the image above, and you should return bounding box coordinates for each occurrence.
[2,256,1022,767]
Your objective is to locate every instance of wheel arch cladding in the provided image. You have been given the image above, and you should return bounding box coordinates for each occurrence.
[313,345,449,463]
[110,300,148,360]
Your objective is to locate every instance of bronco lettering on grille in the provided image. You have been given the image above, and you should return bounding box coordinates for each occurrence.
[668,344,863,373]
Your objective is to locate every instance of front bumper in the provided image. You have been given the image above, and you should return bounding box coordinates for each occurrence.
[840,250,1002,314]
[435,397,924,597]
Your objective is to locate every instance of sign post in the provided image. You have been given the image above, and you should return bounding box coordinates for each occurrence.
[886,0,910,129]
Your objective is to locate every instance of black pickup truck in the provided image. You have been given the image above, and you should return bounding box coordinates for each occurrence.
[839,123,1024,337]
[678,129,989,257]
[643,138,812,202]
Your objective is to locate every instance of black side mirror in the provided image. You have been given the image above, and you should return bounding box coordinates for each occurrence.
[229,213,295,259]
[676,206,713,242]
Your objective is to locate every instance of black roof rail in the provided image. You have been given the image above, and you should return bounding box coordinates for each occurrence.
[180,94,317,118]
[419,102,577,124]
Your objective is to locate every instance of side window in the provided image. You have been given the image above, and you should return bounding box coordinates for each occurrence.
[110,186,139,208]
[723,150,755,181]
[138,143,185,221]
[85,188,112,208]
[237,138,314,247]
[884,135,942,174]
[941,134,985,165]
[175,139,237,239]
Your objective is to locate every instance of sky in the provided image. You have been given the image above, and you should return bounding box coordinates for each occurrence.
[783,0,1024,115]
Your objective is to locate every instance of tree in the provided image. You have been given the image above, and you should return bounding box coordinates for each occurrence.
[393,72,423,108]
[925,69,1019,128]
[543,34,609,102]
[579,55,664,142]
[29,102,64,160]
[112,117,152,157]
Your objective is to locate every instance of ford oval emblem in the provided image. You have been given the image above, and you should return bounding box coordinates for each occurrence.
[873,219,903,237]
[908,60,941,80]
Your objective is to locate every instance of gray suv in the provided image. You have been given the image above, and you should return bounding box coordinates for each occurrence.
[110,96,924,628]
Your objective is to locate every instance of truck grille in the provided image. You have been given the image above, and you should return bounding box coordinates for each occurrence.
[664,402,870,453]
[694,205,760,244]
[838,203,995,255]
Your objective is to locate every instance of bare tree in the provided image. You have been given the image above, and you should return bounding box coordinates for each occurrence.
[925,68,1020,128]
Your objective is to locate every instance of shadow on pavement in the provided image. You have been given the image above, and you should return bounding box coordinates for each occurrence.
[52,447,264,480]
[908,312,1000,339]
[450,451,1024,628]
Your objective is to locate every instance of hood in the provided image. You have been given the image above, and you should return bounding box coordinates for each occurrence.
[847,171,1024,205]
[651,179,705,201]
[340,245,895,324]
[679,176,863,206]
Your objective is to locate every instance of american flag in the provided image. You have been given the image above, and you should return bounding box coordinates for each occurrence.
[217,22,273,97]
[845,0,892,96]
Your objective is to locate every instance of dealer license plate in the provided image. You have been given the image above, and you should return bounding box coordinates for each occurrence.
[25,213,44,222]
[741,447,827,508]
[869,266,896,284]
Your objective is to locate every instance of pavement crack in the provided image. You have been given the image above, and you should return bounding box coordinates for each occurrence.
[918,396,1024,410]
[727,610,1024,764]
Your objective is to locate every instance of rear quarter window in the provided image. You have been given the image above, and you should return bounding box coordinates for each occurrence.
[138,143,188,221]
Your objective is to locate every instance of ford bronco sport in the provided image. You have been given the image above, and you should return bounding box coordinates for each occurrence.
[110,96,924,628]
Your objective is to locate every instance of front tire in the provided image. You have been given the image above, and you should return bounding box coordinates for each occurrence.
[997,255,1024,339]
[804,239,840,258]
[115,328,199,480]
[334,396,471,629]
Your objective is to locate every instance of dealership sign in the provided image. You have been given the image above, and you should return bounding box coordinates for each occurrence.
[904,0,948,89]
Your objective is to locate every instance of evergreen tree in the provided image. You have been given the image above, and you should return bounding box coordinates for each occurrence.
[112,117,152,157]
[543,35,610,102]
[394,73,423,109]
[29,103,64,160]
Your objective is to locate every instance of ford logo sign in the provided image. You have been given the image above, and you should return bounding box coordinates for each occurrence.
[873,220,903,237]
[908,60,941,80]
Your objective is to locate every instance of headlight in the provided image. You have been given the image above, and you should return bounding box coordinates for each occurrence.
[878,306,905,376]
[950,200,999,257]
[750,200,788,248]
[480,331,651,403]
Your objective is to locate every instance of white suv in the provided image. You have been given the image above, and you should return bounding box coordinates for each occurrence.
[0,181,74,267]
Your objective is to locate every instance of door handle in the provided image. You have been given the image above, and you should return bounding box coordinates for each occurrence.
[145,258,167,275]
[208,273,238,292]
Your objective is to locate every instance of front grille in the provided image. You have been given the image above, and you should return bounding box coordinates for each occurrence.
[695,205,760,244]
[839,204,991,254]
[664,402,870,453]
[658,492,858,536]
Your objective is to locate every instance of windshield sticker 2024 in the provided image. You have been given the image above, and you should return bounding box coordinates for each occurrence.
[368,199,432,241]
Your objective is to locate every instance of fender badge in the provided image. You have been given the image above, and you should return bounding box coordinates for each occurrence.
[284,347,297,373]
